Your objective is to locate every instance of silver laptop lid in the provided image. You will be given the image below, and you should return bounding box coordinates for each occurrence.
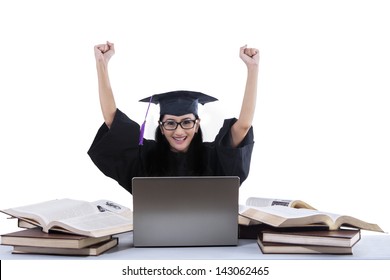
[132,176,239,247]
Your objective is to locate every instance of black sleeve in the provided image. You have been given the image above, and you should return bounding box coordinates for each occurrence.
[87,109,145,193]
[213,118,255,185]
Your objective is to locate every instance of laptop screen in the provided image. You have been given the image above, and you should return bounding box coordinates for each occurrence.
[132,176,239,247]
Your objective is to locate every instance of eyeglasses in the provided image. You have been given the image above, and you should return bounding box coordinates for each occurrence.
[159,119,197,131]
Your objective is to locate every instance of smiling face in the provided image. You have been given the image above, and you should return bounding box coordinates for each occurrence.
[160,114,200,153]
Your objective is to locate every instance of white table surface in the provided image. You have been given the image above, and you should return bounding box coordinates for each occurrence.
[1,231,389,260]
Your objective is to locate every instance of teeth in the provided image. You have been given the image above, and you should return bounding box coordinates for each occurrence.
[173,137,186,141]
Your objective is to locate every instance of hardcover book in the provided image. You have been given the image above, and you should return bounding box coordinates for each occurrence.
[1,228,111,249]
[12,237,119,256]
[257,237,353,255]
[260,228,361,247]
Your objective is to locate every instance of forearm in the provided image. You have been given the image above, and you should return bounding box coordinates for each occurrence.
[96,60,116,128]
[231,65,259,147]
[238,65,259,128]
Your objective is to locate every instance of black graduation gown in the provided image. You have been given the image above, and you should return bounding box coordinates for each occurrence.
[88,109,254,193]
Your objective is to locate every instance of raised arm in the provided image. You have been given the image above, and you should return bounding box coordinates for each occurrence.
[94,41,117,128]
[230,45,260,148]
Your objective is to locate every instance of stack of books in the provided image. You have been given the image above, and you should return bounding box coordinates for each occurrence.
[0,198,133,256]
[1,227,119,256]
[256,228,360,254]
[238,197,383,255]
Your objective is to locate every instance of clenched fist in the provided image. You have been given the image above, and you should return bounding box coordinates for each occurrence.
[240,45,260,68]
[94,41,115,65]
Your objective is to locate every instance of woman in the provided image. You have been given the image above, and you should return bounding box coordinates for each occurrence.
[88,41,259,193]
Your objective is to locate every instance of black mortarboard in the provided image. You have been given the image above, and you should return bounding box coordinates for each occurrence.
[139,90,218,116]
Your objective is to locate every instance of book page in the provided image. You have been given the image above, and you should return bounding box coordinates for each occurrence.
[3,199,98,227]
[50,211,133,237]
[241,206,344,229]
[249,206,341,221]
[245,197,294,208]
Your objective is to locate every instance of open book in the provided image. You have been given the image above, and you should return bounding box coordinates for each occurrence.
[0,199,133,238]
[239,197,316,226]
[240,205,383,232]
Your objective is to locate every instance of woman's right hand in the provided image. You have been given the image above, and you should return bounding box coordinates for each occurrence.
[94,41,115,65]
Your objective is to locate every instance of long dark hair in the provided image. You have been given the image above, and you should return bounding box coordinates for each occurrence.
[146,116,204,176]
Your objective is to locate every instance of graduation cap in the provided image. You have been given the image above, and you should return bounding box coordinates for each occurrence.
[139,90,218,116]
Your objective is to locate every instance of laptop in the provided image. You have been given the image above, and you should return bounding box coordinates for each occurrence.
[132,176,239,247]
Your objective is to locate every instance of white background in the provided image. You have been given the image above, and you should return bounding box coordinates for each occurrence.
[1,0,389,237]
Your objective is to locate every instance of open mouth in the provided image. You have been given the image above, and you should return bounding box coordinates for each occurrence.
[172,136,187,144]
